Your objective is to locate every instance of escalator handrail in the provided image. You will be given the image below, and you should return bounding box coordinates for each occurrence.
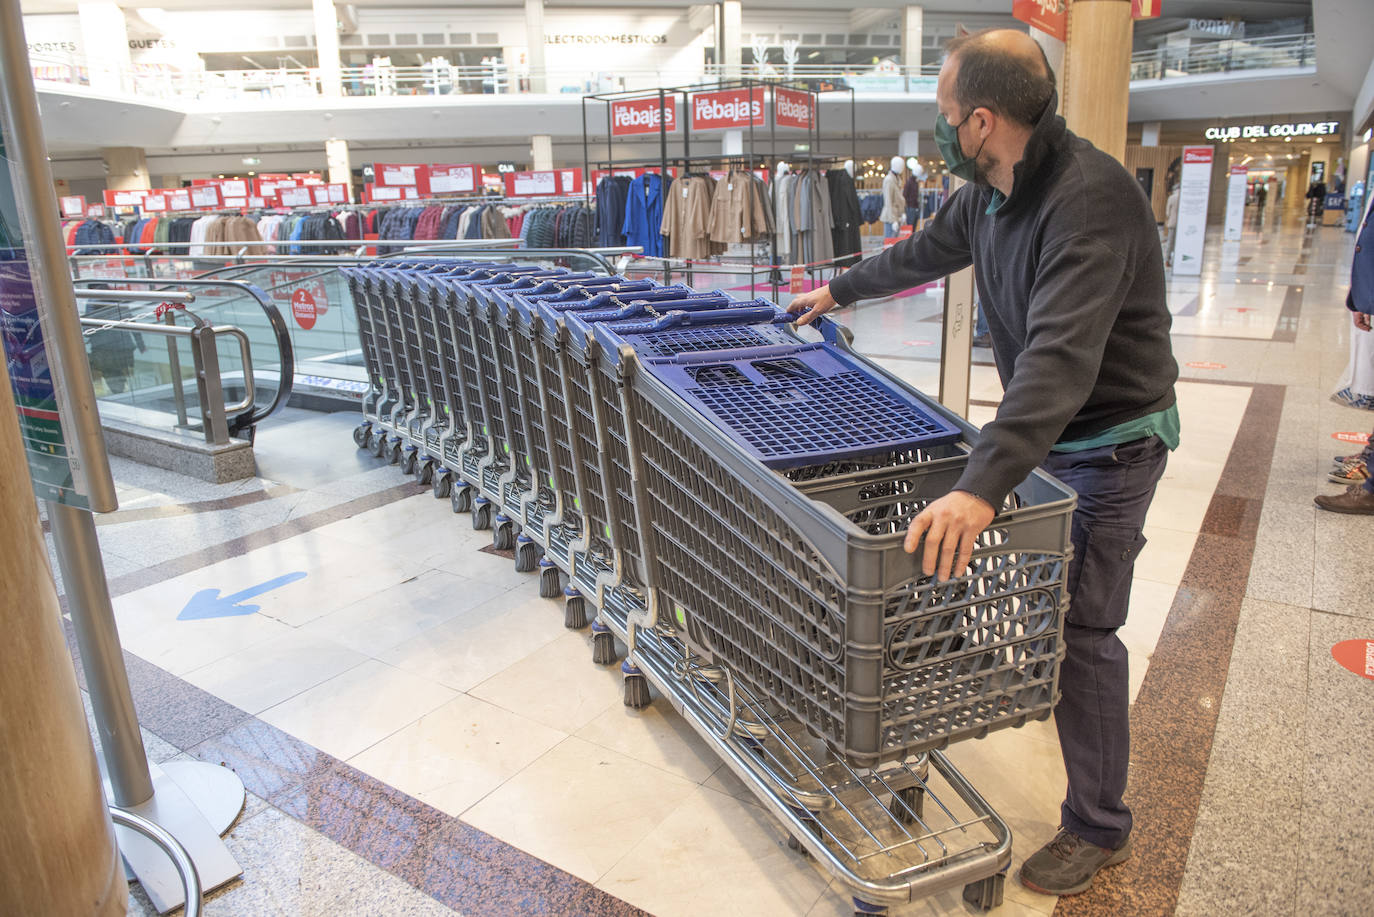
[71,276,293,437]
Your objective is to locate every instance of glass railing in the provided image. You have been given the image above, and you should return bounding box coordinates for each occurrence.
[33,36,1319,105]
[1129,33,1315,81]
[72,246,621,405]
[73,277,292,442]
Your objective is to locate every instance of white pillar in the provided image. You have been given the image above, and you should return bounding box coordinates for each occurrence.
[901,7,924,70]
[77,2,132,94]
[524,0,546,94]
[1141,121,1161,147]
[101,146,149,191]
[720,1,742,79]
[325,139,352,197]
[899,130,920,157]
[531,134,553,171]
[313,0,343,97]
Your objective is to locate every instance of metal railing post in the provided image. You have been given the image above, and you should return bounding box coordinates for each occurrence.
[165,310,189,428]
[189,324,231,444]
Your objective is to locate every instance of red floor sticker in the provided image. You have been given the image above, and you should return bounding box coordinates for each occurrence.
[1332,432,1371,444]
[1186,361,1226,370]
[1331,640,1374,682]
[904,340,933,347]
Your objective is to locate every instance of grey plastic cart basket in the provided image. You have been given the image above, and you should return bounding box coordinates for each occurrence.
[610,350,1075,768]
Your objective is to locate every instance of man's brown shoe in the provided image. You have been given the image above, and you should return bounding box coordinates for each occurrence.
[1315,485,1374,515]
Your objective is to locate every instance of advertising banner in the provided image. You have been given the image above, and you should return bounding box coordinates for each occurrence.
[219,178,249,198]
[374,162,429,191]
[504,170,559,197]
[610,96,678,136]
[1223,164,1247,242]
[428,164,482,195]
[58,195,85,217]
[1174,146,1214,275]
[557,168,584,196]
[690,87,766,131]
[774,87,814,130]
[276,186,314,207]
[1013,0,1067,41]
[142,193,167,212]
[102,188,149,207]
[189,184,222,209]
[365,184,403,202]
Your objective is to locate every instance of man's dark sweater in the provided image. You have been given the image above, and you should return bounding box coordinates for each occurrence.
[828,96,1178,509]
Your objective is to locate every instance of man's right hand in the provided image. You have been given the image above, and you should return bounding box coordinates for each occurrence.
[787,284,838,327]
[1355,311,1371,332]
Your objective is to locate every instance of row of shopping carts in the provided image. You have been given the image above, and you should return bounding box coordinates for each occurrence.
[342,257,1076,915]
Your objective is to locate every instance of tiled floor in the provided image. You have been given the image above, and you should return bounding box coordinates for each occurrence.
[52,207,1374,916]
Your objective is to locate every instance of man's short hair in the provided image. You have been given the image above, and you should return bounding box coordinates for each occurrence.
[946,30,1056,126]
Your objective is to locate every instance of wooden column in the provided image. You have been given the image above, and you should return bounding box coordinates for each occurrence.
[1061,0,1133,164]
[0,368,126,914]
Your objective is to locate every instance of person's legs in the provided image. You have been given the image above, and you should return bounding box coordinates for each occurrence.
[1022,436,1169,892]
[1316,426,1374,514]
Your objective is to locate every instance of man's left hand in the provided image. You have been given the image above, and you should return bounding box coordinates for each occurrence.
[904,491,997,580]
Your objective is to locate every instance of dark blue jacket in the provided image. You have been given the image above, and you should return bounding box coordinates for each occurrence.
[1350,200,1373,315]
[622,173,667,257]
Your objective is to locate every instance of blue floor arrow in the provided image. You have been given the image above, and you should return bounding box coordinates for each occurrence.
[178,571,309,621]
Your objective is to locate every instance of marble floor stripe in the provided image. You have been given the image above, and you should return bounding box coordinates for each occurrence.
[101,481,421,599]
[1055,384,1285,917]
[189,716,648,916]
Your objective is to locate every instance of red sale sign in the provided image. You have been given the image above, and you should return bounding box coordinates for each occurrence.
[557,169,584,196]
[428,164,482,195]
[59,195,86,218]
[691,88,766,131]
[774,87,814,130]
[1184,147,1214,165]
[610,97,678,136]
[1013,0,1067,42]
[504,170,559,197]
[375,163,430,195]
[291,287,320,330]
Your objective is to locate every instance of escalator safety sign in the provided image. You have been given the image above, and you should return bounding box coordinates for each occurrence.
[291,287,319,330]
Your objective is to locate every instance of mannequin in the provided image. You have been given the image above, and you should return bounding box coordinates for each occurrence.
[881,154,905,238]
[844,159,854,177]
[775,161,790,179]
[903,156,923,227]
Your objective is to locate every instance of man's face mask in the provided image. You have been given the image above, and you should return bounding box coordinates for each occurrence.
[935,110,988,184]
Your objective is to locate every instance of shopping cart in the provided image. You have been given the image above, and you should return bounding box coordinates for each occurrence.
[342,258,1074,915]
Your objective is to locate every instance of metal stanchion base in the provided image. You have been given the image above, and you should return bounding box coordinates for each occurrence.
[107,759,245,914]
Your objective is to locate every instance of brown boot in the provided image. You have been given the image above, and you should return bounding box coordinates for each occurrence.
[1315,485,1374,515]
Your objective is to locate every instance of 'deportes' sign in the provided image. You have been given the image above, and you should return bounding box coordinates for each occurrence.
[610,97,678,136]
[691,88,766,131]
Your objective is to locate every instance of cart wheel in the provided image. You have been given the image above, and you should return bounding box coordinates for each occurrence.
[621,661,651,708]
[852,898,887,916]
[400,449,418,475]
[564,590,587,629]
[590,621,617,665]
[432,470,453,499]
[388,441,403,465]
[961,871,1005,912]
[417,458,435,485]
[450,484,472,514]
[889,785,924,824]
[492,515,515,551]
[537,560,562,598]
[514,537,540,572]
[370,432,389,457]
[471,497,493,530]
[352,423,370,448]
